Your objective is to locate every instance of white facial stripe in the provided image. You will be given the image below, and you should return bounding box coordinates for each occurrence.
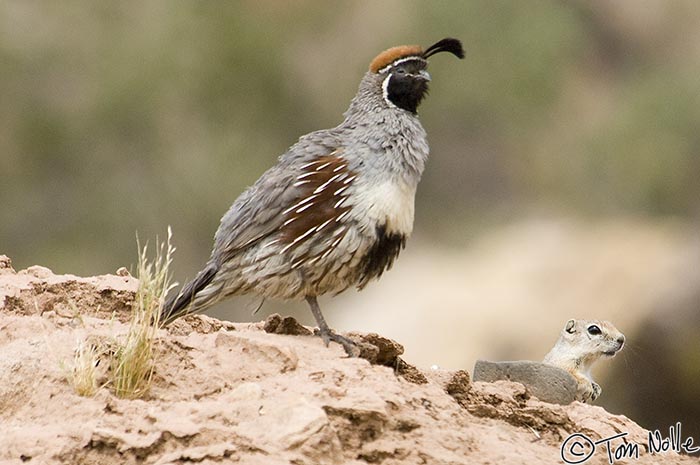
[377,56,427,74]
[381,74,397,109]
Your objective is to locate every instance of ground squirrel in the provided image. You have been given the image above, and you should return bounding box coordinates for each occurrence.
[543,319,625,403]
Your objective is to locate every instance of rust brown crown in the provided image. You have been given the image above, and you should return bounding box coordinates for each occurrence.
[369,45,423,73]
[368,38,464,74]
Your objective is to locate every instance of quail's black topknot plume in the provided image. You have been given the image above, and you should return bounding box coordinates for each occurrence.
[422,38,465,60]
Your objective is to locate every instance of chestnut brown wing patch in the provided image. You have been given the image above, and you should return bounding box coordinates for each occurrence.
[278,153,356,259]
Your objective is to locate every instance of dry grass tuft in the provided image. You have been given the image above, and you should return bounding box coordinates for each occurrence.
[110,228,176,399]
[63,338,101,397]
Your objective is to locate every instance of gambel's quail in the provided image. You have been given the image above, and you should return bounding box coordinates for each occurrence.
[161,38,464,355]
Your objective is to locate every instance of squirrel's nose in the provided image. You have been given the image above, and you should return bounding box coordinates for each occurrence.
[617,335,625,345]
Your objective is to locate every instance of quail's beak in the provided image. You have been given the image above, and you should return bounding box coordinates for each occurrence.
[417,70,431,81]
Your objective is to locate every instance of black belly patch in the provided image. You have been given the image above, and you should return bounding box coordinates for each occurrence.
[358,224,406,289]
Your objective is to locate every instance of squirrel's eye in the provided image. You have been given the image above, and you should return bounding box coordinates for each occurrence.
[587,325,602,335]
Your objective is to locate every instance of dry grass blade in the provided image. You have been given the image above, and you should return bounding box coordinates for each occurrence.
[111,227,176,399]
[63,338,100,397]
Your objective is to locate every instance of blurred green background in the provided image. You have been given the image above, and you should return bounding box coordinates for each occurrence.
[1,0,699,440]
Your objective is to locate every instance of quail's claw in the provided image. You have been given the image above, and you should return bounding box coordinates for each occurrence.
[314,327,359,357]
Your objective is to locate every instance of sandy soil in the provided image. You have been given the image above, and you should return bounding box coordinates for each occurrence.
[1,255,697,465]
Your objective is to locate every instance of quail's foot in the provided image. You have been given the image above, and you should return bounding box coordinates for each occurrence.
[306,295,359,356]
[314,327,360,357]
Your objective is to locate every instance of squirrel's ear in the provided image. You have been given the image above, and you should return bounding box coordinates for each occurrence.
[565,319,576,333]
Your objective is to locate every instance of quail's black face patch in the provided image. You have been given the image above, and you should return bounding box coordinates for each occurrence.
[384,59,430,114]
[390,58,427,75]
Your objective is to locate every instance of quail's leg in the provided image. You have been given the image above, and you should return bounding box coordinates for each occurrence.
[305,296,358,356]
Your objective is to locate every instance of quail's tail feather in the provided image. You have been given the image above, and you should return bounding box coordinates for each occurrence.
[160,263,220,326]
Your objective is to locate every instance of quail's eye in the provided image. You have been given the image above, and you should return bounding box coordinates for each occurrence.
[394,67,406,75]
[587,325,602,335]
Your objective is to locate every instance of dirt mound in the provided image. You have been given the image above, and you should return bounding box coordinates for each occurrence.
[0,256,696,464]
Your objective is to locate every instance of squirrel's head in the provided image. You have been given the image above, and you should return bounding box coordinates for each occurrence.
[352,38,464,115]
[562,319,626,359]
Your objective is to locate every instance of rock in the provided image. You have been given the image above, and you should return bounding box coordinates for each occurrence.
[115,267,131,277]
[236,397,334,451]
[21,265,54,279]
[395,357,428,384]
[473,359,578,405]
[0,256,14,274]
[0,262,137,319]
[445,369,471,404]
[227,382,263,402]
[263,313,313,336]
[214,330,299,374]
[1,257,695,465]
[351,332,404,365]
